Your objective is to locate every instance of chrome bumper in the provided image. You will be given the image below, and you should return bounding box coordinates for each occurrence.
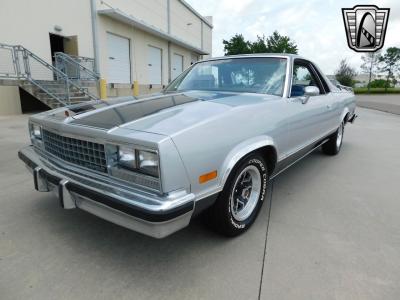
[18,146,195,238]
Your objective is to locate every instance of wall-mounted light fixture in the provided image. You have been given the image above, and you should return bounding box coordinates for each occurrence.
[54,25,62,32]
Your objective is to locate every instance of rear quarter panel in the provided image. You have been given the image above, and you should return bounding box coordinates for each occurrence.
[334,90,356,123]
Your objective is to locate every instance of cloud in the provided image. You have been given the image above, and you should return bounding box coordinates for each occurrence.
[219,0,255,15]
[186,0,400,74]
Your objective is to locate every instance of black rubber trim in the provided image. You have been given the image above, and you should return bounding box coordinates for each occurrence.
[273,134,331,176]
[192,193,219,217]
[58,184,65,208]
[18,149,38,170]
[38,169,61,186]
[33,168,39,190]
[66,182,194,222]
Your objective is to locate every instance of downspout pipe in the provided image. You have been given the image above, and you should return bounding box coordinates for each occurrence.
[167,0,172,83]
[90,0,100,75]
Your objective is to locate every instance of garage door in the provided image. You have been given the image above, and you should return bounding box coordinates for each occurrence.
[172,53,183,80]
[148,46,162,84]
[107,33,131,83]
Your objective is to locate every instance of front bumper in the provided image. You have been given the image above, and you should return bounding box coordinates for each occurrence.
[18,146,195,238]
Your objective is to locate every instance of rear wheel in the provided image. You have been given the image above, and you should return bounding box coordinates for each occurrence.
[207,153,268,237]
[322,121,344,155]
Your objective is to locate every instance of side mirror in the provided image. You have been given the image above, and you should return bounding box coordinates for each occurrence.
[300,86,320,104]
[304,86,320,96]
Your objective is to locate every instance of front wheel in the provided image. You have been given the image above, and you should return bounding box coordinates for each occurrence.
[207,153,268,237]
[322,121,344,155]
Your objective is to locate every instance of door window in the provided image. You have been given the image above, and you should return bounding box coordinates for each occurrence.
[291,63,323,97]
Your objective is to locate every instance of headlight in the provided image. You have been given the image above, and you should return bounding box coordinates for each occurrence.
[30,123,42,140]
[138,150,159,177]
[118,146,136,171]
[116,147,159,178]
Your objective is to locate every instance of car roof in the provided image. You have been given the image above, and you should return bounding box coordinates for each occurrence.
[201,53,305,62]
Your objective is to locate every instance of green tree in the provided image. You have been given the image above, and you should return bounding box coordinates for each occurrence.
[360,51,381,93]
[335,59,357,87]
[370,79,391,88]
[266,31,298,54]
[251,35,268,53]
[223,34,251,55]
[223,31,298,55]
[378,47,400,92]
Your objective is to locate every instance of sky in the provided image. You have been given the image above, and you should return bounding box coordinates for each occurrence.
[186,0,400,75]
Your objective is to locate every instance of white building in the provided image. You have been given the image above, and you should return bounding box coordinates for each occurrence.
[0,0,213,115]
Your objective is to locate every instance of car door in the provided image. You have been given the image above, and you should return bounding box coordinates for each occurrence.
[311,63,341,133]
[284,59,334,159]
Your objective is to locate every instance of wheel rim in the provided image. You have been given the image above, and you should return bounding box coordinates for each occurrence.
[230,165,262,222]
[336,122,344,149]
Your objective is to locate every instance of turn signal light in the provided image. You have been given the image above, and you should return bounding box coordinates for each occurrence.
[199,170,217,184]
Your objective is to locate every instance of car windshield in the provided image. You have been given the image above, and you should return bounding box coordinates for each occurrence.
[165,57,287,96]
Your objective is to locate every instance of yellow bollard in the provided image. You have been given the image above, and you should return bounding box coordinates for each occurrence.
[133,80,139,97]
[100,78,107,99]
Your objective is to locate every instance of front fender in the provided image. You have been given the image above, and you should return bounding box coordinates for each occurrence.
[219,135,276,188]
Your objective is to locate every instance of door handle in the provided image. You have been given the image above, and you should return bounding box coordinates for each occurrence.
[109,56,115,60]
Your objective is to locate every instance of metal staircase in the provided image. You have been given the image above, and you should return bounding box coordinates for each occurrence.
[0,43,100,109]
[20,80,97,108]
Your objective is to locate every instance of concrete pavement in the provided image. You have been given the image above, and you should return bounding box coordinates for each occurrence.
[261,108,400,299]
[1,107,400,299]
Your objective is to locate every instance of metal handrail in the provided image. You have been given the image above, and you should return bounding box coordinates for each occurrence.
[0,43,98,106]
[54,52,99,80]
[23,47,98,103]
[0,43,21,79]
[61,53,97,66]
[22,47,69,80]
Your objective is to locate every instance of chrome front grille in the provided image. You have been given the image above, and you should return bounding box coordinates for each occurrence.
[42,130,107,173]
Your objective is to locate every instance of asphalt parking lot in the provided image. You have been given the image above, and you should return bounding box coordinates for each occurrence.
[356,94,400,115]
[1,102,400,299]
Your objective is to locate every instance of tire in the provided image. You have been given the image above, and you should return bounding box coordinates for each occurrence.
[322,121,344,155]
[207,153,268,237]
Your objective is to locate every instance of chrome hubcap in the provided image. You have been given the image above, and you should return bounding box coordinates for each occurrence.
[230,165,262,221]
[336,122,344,149]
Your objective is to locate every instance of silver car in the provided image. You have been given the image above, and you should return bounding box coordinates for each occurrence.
[18,54,356,238]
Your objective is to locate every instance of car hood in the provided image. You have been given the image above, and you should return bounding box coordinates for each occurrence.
[48,91,279,136]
